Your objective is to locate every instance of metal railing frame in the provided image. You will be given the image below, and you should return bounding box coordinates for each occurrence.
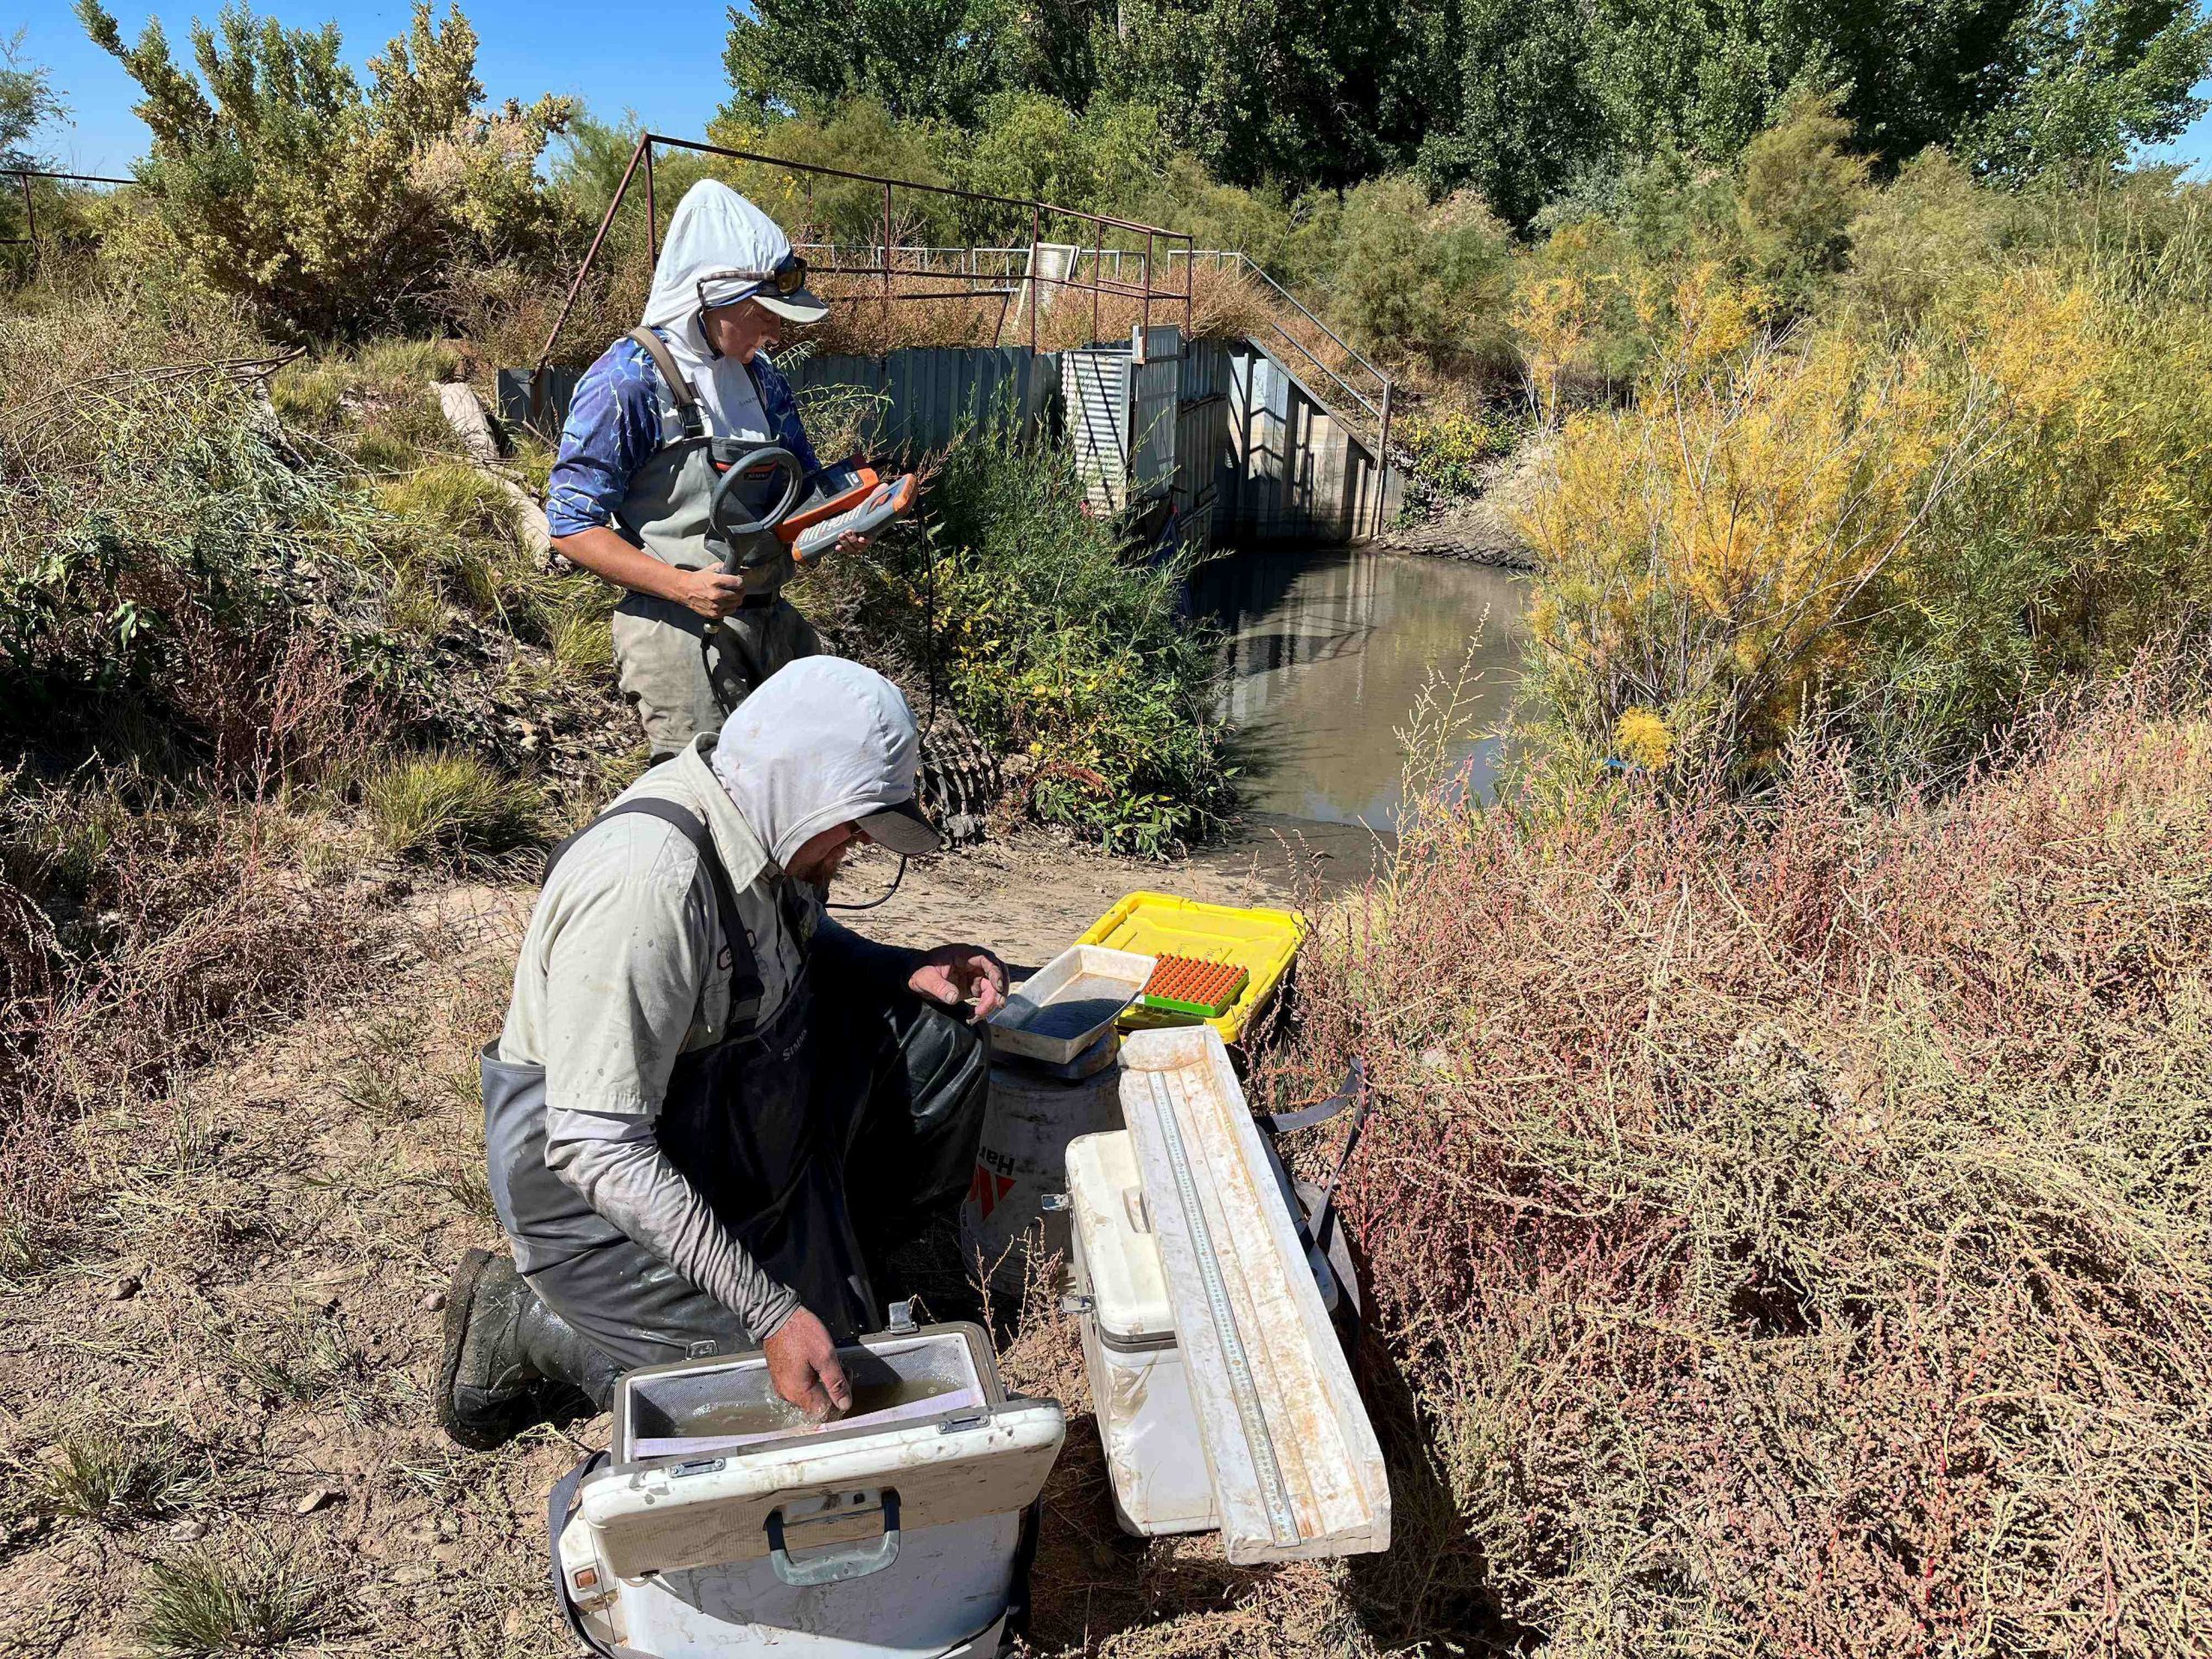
[1165,249,1393,466]
[1,168,137,268]
[533,132,1194,417]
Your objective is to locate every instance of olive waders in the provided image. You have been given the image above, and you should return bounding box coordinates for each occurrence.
[608,327,823,760]
[441,796,988,1449]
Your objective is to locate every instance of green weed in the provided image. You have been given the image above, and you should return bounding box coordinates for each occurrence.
[363,751,543,861]
[40,1425,202,1528]
[267,361,343,428]
[824,422,1234,854]
[229,1309,373,1408]
[380,462,522,548]
[354,337,462,388]
[133,1541,328,1657]
[548,609,613,675]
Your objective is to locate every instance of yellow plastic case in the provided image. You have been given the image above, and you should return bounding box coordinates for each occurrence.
[1077,892,1305,1045]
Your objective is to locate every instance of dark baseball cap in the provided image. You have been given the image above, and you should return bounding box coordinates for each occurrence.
[856,797,941,857]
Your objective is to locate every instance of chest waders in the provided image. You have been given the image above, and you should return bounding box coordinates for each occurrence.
[480,798,879,1375]
[608,328,824,759]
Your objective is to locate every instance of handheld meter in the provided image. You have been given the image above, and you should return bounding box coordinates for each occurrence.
[707,447,919,572]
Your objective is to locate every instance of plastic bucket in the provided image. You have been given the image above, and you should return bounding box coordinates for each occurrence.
[959,1056,1122,1297]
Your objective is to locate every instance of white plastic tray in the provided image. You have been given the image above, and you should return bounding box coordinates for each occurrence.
[988,944,1154,1065]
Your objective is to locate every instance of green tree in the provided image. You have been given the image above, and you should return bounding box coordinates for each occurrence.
[1097,0,1444,189]
[1325,175,1516,365]
[1737,86,1875,305]
[1417,0,2212,226]
[1961,0,2212,176]
[1,30,68,170]
[79,0,572,338]
[722,0,1090,127]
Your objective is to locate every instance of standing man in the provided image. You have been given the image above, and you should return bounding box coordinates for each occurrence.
[547,179,863,760]
[439,658,1007,1443]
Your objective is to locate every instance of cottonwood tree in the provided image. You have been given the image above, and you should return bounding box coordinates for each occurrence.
[78,0,573,338]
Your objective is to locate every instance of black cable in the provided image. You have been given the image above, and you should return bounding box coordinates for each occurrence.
[823,853,907,911]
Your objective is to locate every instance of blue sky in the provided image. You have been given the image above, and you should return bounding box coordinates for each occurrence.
[20,3,2212,181]
[22,1,739,175]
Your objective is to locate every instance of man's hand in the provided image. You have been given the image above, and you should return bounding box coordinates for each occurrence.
[909,944,1008,1023]
[672,566,750,620]
[762,1306,853,1422]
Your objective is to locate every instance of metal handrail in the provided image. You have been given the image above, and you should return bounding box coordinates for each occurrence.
[534,132,1195,397]
[3,168,137,270]
[1161,248,1394,484]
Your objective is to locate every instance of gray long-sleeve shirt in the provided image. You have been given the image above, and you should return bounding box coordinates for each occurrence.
[498,738,814,1338]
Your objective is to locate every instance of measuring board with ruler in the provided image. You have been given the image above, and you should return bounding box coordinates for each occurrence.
[1117,1027,1390,1565]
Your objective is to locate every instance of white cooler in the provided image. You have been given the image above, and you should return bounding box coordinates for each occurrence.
[555,1323,1065,1658]
[1072,1028,1391,1566]
[1065,1129,1217,1535]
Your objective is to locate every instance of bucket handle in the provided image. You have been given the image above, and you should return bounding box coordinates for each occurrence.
[765,1490,901,1586]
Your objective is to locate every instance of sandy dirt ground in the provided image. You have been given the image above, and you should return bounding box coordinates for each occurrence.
[0,824,1413,1658]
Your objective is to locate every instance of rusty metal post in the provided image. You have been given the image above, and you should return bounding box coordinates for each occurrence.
[1374,378,1395,539]
[881,181,894,307]
[1091,217,1103,344]
[1141,229,1154,340]
[19,173,36,273]
[645,140,658,263]
[534,134,652,410]
[1183,234,1192,337]
[1027,204,1041,354]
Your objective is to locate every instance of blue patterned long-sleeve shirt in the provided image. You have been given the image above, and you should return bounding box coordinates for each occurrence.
[544,334,820,538]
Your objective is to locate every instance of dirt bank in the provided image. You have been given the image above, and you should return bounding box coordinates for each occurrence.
[1374,435,1548,570]
[0,823,1397,1658]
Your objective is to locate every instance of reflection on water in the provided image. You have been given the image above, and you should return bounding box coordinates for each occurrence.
[1191,549,1528,828]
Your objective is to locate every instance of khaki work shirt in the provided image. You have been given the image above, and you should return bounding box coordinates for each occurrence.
[498,736,813,1116]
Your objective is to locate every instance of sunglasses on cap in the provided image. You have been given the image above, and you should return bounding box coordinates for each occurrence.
[696,254,810,310]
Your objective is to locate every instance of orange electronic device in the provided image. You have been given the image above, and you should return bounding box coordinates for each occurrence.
[779,466,921,563]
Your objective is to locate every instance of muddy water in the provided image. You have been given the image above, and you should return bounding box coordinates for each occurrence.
[1192,550,1529,829]
[658,1373,966,1440]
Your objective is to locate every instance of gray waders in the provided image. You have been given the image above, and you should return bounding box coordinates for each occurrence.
[473,798,988,1416]
[609,327,823,760]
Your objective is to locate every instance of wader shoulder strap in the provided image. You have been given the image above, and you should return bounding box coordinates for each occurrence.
[542,798,766,1032]
[626,326,706,442]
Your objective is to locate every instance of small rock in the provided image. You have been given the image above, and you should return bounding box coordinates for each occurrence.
[295,1486,342,1516]
[1421,1046,1452,1072]
[419,1290,448,1313]
[108,1272,143,1301]
[168,1516,208,1542]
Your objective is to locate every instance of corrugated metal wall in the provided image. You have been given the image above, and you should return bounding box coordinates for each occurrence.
[1130,324,1182,507]
[781,346,1058,459]
[499,347,1056,458]
[1175,337,1237,554]
[1062,346,1132,513]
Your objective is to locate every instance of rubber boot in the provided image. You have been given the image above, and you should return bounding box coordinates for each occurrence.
[437,1249,620,1450]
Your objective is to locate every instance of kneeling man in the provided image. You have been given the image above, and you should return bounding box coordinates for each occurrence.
[439,658,1006,1445]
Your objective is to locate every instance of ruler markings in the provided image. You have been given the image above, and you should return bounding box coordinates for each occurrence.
[1147,1069,1300,1547]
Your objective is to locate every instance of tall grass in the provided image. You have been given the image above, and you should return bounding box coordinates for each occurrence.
[0,279,592,1274]
[1279,652,2212,1656]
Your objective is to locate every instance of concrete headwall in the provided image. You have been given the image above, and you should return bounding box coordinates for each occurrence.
[1205,340,1396,545]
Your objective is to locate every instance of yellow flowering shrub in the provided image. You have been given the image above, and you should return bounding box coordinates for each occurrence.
[1519,269,1959,777]
[1520,229,2212,784]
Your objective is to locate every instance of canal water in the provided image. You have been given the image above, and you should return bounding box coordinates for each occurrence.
[1190,549,1529,830]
